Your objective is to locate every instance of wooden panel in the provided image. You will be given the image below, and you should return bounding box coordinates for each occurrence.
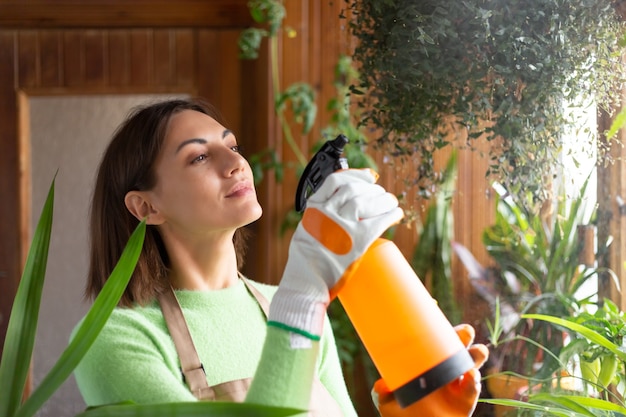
[174,30,195,86]
[195,29,244,135]
[217,31,243,129]
[39,30,62,87]
[0,30,20,359]
[108,30,131,86]
[0,0,252,29]
[63,31,83,87]
[83,30,106,85]
[153,30,173,86]
[129,30,152,86]
[17,30,38,88]
[195,29,225,107]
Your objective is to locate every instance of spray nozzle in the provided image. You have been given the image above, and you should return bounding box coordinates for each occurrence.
[294,134,349,212]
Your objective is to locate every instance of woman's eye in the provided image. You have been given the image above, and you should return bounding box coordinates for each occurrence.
[192,154,207,164]
[230,145,242,154]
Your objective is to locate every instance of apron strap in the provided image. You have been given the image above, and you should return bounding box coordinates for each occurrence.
[157,274,270,400]
[157,285,215,399]
[239,273,270,317]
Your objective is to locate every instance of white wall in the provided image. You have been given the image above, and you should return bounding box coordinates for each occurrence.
[30,95,182,417]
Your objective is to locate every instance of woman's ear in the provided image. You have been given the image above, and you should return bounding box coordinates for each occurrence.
[124,191,164,225]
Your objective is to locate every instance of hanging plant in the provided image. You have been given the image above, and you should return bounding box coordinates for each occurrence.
[348,0,625,212]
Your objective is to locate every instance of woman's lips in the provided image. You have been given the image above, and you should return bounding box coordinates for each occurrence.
[226,182,254,198]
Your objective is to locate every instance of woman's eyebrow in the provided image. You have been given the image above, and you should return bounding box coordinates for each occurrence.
[175,130,232,154]
[175,138,207,154]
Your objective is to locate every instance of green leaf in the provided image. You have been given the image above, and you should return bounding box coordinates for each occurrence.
[606,106,626,141]
[238,28,269,60]
[76,402,304,417]
[530,392,597,417]
[15,220,146,417]
[523,314,626,362]
[247,0,285,35]
[479,398,588,416]
[275,83,317,135]
[530,392,626,416]
[0,179,55,417]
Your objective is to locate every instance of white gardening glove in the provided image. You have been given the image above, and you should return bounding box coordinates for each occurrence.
[268,169,404,345]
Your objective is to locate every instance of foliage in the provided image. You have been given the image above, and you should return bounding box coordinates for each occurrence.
[0,179,147,417]
[481,312,626,416]
[560,300,626,393]
[348,0,625,211]
[411,151,462,323]
[76,402,302,417]
[456,175,611,379]
[479,307,626,416]
[482,396,626,417]
[0,180,302,417]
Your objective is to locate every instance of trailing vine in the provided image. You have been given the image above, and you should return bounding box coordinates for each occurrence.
[348,0,626,213]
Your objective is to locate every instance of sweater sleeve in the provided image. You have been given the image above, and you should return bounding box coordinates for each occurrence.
[245,326,318,414]
[253,283,358,416]
[72,311,197,406]
[318,315,358,416]
[246,317,358,416]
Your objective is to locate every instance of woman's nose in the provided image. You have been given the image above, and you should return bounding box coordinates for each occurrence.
[222,148,246,176]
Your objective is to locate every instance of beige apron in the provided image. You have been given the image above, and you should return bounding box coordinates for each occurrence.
[158,276,343,416]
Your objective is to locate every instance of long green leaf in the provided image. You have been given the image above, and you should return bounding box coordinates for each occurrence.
[15,221,146,417]
[523,314,626,362]
[0,179,55,417]
[76,402,304,417]
[530,392,626,415]
[479,398,589,417]
[530,393,596,417]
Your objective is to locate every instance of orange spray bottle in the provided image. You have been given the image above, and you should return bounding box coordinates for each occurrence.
[295,135,475,409]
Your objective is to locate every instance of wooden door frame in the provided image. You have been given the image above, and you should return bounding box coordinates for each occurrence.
[0,0,252,28]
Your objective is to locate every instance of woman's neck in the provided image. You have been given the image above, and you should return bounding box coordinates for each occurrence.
[163,232,240,291]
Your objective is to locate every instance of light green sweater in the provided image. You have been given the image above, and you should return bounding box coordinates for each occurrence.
[72,279,357,415]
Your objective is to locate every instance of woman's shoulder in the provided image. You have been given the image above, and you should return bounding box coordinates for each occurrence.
[71,301,166,344]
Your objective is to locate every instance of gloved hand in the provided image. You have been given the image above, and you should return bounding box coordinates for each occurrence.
[268,169,404,343]
[373,324,489,417]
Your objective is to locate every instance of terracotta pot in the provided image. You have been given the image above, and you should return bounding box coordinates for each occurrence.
[485,371,529,417]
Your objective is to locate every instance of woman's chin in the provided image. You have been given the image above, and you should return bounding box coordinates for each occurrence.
[243,203,263,225]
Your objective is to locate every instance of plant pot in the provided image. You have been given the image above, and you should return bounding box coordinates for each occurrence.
[485,370,529,417]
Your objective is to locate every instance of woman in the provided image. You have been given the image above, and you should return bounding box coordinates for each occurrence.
[73,98,485,416]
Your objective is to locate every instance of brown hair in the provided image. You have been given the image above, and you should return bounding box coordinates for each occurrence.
[86,98,249,306]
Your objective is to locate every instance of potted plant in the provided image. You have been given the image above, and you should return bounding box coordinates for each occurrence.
[483,309,626,416]
[347,0,625,212]
[455,176,611,393]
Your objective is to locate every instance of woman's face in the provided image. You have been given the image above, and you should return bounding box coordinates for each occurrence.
[144,109,262,237]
